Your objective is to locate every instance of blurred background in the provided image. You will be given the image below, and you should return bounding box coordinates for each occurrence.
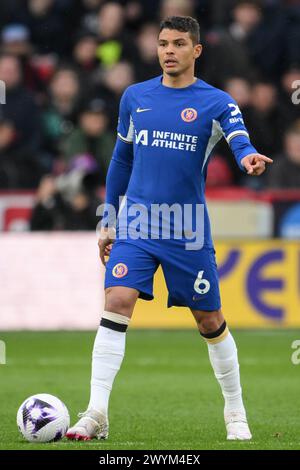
[0,0,300,329]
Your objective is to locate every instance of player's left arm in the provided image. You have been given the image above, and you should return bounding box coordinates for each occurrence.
[218,94,273,176]
[240,152,273,176]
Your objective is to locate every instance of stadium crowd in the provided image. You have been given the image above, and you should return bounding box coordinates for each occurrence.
[0,0,299,230]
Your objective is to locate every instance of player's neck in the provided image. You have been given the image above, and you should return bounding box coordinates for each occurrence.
[162,71,197,89]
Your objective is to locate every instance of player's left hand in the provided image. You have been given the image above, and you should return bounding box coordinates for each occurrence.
[241,153,273,176]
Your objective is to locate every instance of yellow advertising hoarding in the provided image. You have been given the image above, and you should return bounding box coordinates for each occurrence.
[131,241,300,329]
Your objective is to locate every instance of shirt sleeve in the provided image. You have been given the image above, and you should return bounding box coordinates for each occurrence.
[105,139,133,207]
[217,93,258,171]
[117,87,134,144]
[102,88,134,227]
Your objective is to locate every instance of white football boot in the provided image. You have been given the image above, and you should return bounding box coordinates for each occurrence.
[66,409,109,441]
[224,410,252,440]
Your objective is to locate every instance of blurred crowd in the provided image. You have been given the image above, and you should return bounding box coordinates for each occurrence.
[0,0,299,230]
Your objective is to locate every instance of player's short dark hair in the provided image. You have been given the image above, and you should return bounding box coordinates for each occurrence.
[159,16,200,45]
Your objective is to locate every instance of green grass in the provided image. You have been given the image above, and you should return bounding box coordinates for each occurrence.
[0,330,300,450]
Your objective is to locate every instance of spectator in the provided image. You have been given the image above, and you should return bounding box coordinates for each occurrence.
[216,77,254,184]
[125,0,160,25]
[97,61,135,127]
[134,23,161,82]
[30,174,67,230]
[0,23,47,93]
[62,98,115,185]
[0,54,42,187]
[123,1,145,32]
[231,0,263,37]
[41,66,81,160]
[32,153,103,229]
[55,152,102,230]
[245,0,287,79]
[279,67,300,132]
[56,153,100,203]
[1,23,32,57]
[267,120,300,188]
[159,0,195,20]
[95,2,139,67]
[224,77,252,110]
[246,80,282,157]
[72,31,98,89]
[64,189,99,230]
[70,0,105,36]
[16,0,69,55]
[202,1,265,85]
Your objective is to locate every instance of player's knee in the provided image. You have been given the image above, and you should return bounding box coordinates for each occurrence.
[200,317,220,334]
[105,288,135,316]
[193,310,224,335]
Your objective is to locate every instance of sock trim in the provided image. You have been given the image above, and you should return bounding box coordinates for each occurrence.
[100,318,128,332]
[102,310,130,325]
[201,321,229,344]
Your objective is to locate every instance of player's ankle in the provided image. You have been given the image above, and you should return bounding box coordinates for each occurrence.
[224,407,247,419]
[224,394,245,414]
[86,406,107,417]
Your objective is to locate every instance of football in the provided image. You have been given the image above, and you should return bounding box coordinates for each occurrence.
[17,393,70,442]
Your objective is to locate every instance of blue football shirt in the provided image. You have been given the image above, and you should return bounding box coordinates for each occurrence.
[104,75,257,247]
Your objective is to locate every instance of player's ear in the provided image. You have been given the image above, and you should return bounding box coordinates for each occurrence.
[194,44,202,59]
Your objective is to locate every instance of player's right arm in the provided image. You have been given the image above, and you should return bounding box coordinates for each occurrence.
[99,88,134,265]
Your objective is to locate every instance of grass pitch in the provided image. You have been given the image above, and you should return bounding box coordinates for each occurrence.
[0,329,300,450]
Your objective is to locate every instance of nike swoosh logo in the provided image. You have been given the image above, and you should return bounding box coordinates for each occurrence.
[136,108,152,113]
[192,295,203,301]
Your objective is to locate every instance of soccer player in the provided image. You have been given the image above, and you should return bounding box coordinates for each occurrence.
[66,16,272,441]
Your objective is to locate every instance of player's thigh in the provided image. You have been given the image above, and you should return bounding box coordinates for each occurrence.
[105,240,159,306]
[161,246,221,311]
[105,286,140,318]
